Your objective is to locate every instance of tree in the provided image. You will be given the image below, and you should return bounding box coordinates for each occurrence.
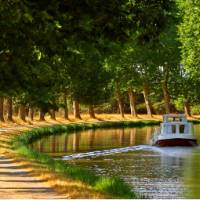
[125,0,179,116]
[173,66,200,116]
[66,43,111,118]
[177,0,200,115]
[178,0,200,77]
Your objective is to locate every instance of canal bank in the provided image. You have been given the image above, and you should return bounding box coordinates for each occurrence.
[30,123,200,199]
[1,115,200,199]
[11,121,160,198]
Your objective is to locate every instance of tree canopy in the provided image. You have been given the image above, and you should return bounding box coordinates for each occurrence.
[0,0,200,120]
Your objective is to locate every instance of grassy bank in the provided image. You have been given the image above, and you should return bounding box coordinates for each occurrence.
[11,120,160,198]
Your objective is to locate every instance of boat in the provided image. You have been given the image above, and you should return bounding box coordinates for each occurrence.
[151,114,198,147]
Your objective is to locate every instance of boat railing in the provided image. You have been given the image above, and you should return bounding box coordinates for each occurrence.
[163,114,187,123]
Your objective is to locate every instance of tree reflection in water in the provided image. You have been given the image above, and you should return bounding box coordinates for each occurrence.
[31,127,157,154]
[30,125,200,198]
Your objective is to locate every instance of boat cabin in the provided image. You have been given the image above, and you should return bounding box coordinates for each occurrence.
[160,114,192,135]
[151,114,197,146]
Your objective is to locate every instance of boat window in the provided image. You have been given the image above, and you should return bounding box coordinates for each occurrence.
[179,125,185,134]
[172,125,176,134]
[171,117,181,122]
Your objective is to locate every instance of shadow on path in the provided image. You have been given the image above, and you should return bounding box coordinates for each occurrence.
[0,155,66,199]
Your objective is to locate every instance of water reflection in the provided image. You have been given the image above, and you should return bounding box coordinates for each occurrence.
[31,127,156,154]
[183,147,200,198]
[31,124,200,199]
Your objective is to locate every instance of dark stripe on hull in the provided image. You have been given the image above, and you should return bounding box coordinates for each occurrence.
[155,138,198,147]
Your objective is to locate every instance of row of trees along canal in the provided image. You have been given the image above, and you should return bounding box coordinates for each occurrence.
[0,0,200,122]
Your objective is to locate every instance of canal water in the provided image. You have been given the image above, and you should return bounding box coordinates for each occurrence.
[31,125,200,199]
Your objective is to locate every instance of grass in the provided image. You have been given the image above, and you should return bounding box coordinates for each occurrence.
[11,120,161,198]
[189,120,200,124]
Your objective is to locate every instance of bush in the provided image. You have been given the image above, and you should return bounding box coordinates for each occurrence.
[191,105,200,115]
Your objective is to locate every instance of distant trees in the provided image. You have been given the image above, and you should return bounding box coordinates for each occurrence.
[177,0,200,116]
[0,0,199,121]
[178,0,200,77]
[0,0,136,120]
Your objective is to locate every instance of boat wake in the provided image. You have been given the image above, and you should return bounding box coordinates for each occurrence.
[61,145,200,161]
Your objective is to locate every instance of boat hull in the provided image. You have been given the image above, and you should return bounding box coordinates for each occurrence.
[155,138,198,147]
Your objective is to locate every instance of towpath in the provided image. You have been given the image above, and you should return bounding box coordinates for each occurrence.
[0,126,67,199]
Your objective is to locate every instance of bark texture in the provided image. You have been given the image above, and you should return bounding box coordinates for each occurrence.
[162,80,171,114]
[29,108,34,121]
[184,99,191,117]
[13,105,19,117]
[7,97,13,121]
[73,100,81,119]
[19,105,26,121]
[128,89,137,117]
[143,82,153,116]
[63,93,69,120]
[39,109,45,121]
[0,97,4,122]
[88,105,95,118]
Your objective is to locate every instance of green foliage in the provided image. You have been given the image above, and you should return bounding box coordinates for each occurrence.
[178,0,200,77]
[1,0,199,115]
[174,96,184,111]
[153,101,166,114]
[191,105,200,115]
[66,44,111,105]
[0,0,138,110]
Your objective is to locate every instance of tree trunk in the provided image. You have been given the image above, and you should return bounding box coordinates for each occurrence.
[184,99,191,117]
[63,93,69,120]
[116,82,124,118]
[39,109,45,121]
[25,107,29,117]
[7,97,13,121]
[162,80,171,114]
[118,99,124,118]
[88,105,95,118]
[19,105,26,121]
[128,89,137,117]
[73,100,81,119]
[0,97,4,122]
[143,82,153,117]
[13,105,19,117]
[29,107,34,121]
[50,110,56,120]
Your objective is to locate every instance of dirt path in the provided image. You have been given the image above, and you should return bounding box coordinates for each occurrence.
[0,123,106,199]
[0,127,68,199]
[0,155,67,199]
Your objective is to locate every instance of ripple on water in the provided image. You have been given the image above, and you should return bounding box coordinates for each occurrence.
[64,146,189,199]
[61,145,196,161]
[127,177,184,199]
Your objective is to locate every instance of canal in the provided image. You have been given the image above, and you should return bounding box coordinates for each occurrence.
[31,125,200,198]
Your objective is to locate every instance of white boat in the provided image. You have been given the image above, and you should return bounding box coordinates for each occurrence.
[151,114,197,146]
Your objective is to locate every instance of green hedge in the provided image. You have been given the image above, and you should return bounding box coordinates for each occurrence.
[11,120,160,198]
